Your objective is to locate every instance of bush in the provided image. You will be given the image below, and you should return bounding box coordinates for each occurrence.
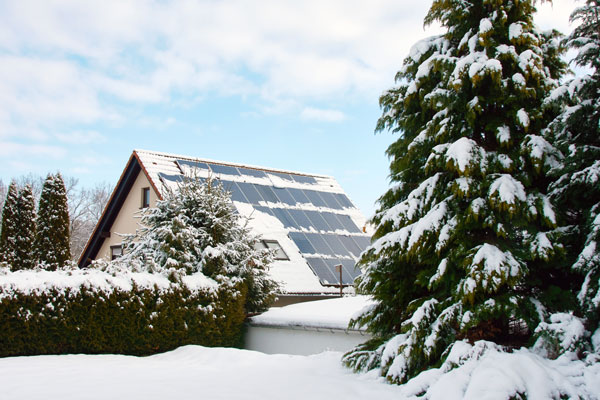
[0,266,246,357]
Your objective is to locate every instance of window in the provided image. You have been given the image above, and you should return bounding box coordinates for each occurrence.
[254,239,289,260]
[141,187,150,208]
[111,245,122,260]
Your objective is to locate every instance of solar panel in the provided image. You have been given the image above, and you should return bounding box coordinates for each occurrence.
[321,212,346,231]
[287,209,313,230]
[335,193,354,208]
[287,188,311,204]
[237,167,268,179]
[237,182,264,204]
[318,191,343,210]
[255,184,279,203]
[323,258,354,285]
[271,208,297,229]
[339,235,363,257]
[352,235,372,253]
[292,175,318,185]
[269,172,294,182]
[304,210,332,232]
[341,258,362,280]
[176,159,210,171]
[207,163,240,176]
[305,257,338,285]
[220,180,248,203]
[304,233,335,256]
[272,187,296,206]
[336,214,362,233]
[304,189,328,208]
[322,234,352,257]
[158,173,185,183]
[288,232,316,254]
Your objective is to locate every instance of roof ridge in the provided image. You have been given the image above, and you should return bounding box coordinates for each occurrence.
[133,149,332,178]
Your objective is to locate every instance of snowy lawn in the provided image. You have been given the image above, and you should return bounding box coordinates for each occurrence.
[1,343,598,399]
[0,346,402,400]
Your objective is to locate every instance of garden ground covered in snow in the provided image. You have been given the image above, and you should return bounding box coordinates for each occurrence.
[0,342,598,400]
[1,295,598,399]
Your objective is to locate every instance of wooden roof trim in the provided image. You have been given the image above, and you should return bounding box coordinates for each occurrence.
[77,152,141,267]
[133,150,163,201]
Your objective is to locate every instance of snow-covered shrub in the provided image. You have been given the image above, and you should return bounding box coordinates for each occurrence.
[115,174,279,313]
[0,264,246,356]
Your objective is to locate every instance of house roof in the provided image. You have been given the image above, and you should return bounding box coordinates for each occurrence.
[80,149,372,295]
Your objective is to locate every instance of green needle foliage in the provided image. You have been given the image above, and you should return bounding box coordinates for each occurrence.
[547,0,600,333]
[119,174,279,314]
[0,181,20,266]
[343,0,578,383]
[34,173,71,270]
[14,184,37,270]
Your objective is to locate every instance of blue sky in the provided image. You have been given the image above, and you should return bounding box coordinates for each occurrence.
[0,0,578,217]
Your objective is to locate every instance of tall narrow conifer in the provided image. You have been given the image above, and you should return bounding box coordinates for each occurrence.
[35,173,71,269]
[0,181,20,266]
[14,184,37,270]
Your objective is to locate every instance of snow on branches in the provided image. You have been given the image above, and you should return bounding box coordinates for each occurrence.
[113,174,279,313]
[344,0,593,391]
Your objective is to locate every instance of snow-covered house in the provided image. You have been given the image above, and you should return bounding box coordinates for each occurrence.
[79,149,372,305]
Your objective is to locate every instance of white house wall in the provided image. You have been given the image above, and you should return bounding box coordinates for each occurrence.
[244,325,371,355]
[96,171,158,261]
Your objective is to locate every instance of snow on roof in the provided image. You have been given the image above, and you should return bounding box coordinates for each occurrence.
[249,295,375,330]
[134,149,372,295]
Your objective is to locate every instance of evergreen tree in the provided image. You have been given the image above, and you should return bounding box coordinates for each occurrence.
[0,181,20,266]
[14,184,37,270]
[547,0,600,336]
[343,0,570,383]
[117,175,279,314]
[34,173,71,270]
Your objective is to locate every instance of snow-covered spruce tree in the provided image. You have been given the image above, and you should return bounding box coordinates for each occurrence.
[0,180,7,225]
[0,181,20,266]
[12,184,37,270]
[34,173,71,270]
[546,0,600,340]
[116,175,279,314]
[344,0,571,383]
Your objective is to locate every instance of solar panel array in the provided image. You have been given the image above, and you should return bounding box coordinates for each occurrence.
[158,159,371,286]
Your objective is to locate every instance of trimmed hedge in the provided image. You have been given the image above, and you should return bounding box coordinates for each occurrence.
[0,282,247,357]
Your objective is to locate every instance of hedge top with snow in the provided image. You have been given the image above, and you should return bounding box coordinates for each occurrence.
[343,0,599,388]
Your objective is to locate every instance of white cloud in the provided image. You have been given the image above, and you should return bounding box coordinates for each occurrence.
[0,142,67,159]
[0,0,580,139]
[55,131,106,145]
[301,107,346,122]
